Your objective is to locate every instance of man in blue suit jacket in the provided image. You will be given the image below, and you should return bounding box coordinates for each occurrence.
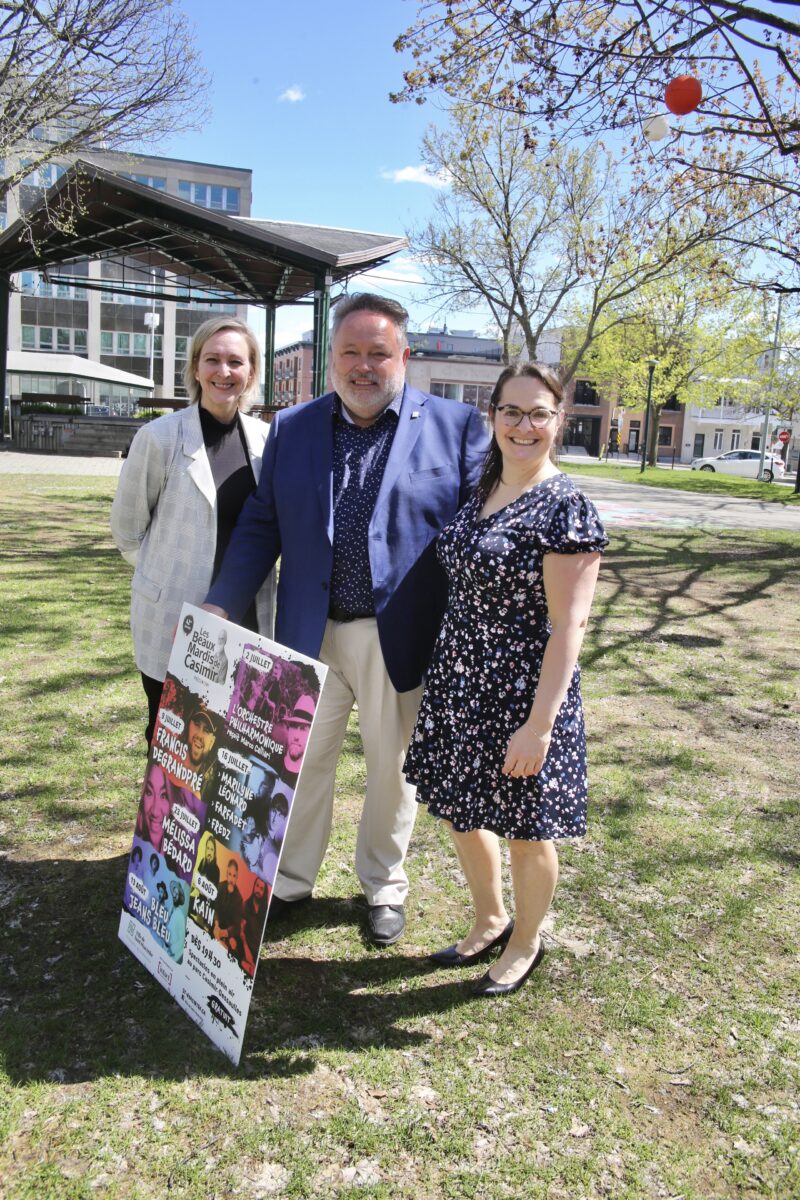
[205,294,488,944]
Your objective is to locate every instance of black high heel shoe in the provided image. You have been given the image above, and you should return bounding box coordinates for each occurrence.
[429,920,514,968]
[471,939,546,997]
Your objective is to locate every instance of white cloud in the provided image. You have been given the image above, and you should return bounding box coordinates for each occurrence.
[279,86,305,103]
[353,256,426,288]
[381,165,451,189]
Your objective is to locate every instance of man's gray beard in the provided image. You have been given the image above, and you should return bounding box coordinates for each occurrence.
[332,366,405,422]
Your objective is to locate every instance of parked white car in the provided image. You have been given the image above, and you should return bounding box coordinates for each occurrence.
[691,449,785,483]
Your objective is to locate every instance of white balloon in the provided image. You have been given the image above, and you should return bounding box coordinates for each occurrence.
[643,115,670,141]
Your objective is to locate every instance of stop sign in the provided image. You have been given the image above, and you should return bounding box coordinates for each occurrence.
[778,430,791,444]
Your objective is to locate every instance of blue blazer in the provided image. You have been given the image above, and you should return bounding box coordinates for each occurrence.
[206,385,489,692]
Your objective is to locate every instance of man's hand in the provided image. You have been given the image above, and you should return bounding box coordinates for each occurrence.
[201,604,229,620]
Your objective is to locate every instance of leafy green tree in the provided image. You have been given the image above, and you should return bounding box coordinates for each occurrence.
[568,260,767,464]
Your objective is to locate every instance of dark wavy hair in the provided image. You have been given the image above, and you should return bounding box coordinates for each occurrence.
[475,363,564,501]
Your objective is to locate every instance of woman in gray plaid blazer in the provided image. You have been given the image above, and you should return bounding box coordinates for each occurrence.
[111,317,276,743]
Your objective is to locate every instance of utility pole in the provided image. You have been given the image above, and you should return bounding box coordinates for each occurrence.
[639,359,657,474]
[757,294,782,482]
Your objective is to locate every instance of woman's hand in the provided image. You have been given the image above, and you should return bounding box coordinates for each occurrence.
[502,723,552,777]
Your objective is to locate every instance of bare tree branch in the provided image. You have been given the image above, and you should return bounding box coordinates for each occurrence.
[0,0,209,205]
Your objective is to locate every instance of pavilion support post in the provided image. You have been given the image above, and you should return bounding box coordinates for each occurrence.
[0,273,9,441]
[312,272,332,399]
[264,304,275,412]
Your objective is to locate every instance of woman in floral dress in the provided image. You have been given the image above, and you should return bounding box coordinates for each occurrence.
[405,363,608,996]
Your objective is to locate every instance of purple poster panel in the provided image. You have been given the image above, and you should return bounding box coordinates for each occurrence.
[118,603,327,1064]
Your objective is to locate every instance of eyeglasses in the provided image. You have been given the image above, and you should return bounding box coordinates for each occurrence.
[494,405,559,429]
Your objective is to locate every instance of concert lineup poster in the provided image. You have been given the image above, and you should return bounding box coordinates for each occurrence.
[118,603,327,1064]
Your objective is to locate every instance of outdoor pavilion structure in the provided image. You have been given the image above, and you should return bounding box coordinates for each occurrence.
[0,159,407,435]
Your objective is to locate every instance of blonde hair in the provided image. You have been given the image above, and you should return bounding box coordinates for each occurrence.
[184,317,261,412]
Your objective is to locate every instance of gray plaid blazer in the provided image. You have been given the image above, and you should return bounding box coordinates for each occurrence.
[110,404,276,680]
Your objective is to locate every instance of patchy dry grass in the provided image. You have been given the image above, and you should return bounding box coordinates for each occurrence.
[1,476,799,1199]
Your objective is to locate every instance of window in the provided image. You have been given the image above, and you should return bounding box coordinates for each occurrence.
[122,173,167,190]
[462,383,494,411]
[134,333,148,356]
[100,331,113,353]
[751,433,761,451]
[154,335,163,357]
[117,333,130,354]
[21,325,35,349]
[39,327,53,350]
[713,428,724,451]
[658,426,672,446]
[57,328,71,351]
[175,336,188,359]
[178,180,241,214]
[573,380,599,406]
[730,429,741,450]
[430,381,460,401]
[74,330,87,353]
[32,277,53,298]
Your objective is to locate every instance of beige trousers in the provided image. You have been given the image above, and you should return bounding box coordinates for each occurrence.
[274,618,423,907]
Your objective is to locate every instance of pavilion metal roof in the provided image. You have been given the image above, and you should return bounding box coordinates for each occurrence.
[0,160,407,306]
[7,350,153,389]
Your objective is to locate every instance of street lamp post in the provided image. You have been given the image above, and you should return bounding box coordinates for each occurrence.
[142,268,159,405]
[639,358,657,474]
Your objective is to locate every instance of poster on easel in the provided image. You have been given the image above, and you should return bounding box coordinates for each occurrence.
[118,602,327,1064]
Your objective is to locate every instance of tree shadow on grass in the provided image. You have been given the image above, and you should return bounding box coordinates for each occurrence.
[585,528,800,689]
[0,859,477,1087]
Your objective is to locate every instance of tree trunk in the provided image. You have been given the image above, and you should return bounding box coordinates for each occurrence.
[647,407,661,468]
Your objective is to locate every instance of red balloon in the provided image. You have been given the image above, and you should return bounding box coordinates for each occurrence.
[665,75,703,116]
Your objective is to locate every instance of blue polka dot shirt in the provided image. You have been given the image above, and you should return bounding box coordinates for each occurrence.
[330,395,401,616]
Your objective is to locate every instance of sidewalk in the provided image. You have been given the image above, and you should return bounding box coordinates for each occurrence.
[559,449,797,487]
[2,444,798,530]
[0,445,123,476]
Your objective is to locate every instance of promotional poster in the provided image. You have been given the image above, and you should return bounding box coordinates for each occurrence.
[118,603,327,1064]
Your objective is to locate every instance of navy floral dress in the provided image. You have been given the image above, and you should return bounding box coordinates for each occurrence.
[404,474,608,841]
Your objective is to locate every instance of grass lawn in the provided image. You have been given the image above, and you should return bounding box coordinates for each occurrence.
[562,460,800,504]
[1,475,799,1199]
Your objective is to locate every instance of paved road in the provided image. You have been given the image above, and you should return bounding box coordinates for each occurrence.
[571,474,800,532]
[1,445,799,532]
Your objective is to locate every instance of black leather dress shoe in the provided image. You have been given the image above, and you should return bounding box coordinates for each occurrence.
[268,894,311,919]
[471,939,546,997]
[366,904,405,946]
[429,920,514,967]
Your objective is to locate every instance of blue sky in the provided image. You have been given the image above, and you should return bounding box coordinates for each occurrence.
[160,0,472,347]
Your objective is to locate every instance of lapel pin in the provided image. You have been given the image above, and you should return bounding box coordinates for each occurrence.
[411,410,420,419]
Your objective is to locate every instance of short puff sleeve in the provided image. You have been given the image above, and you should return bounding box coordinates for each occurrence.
[539,488,609,555]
